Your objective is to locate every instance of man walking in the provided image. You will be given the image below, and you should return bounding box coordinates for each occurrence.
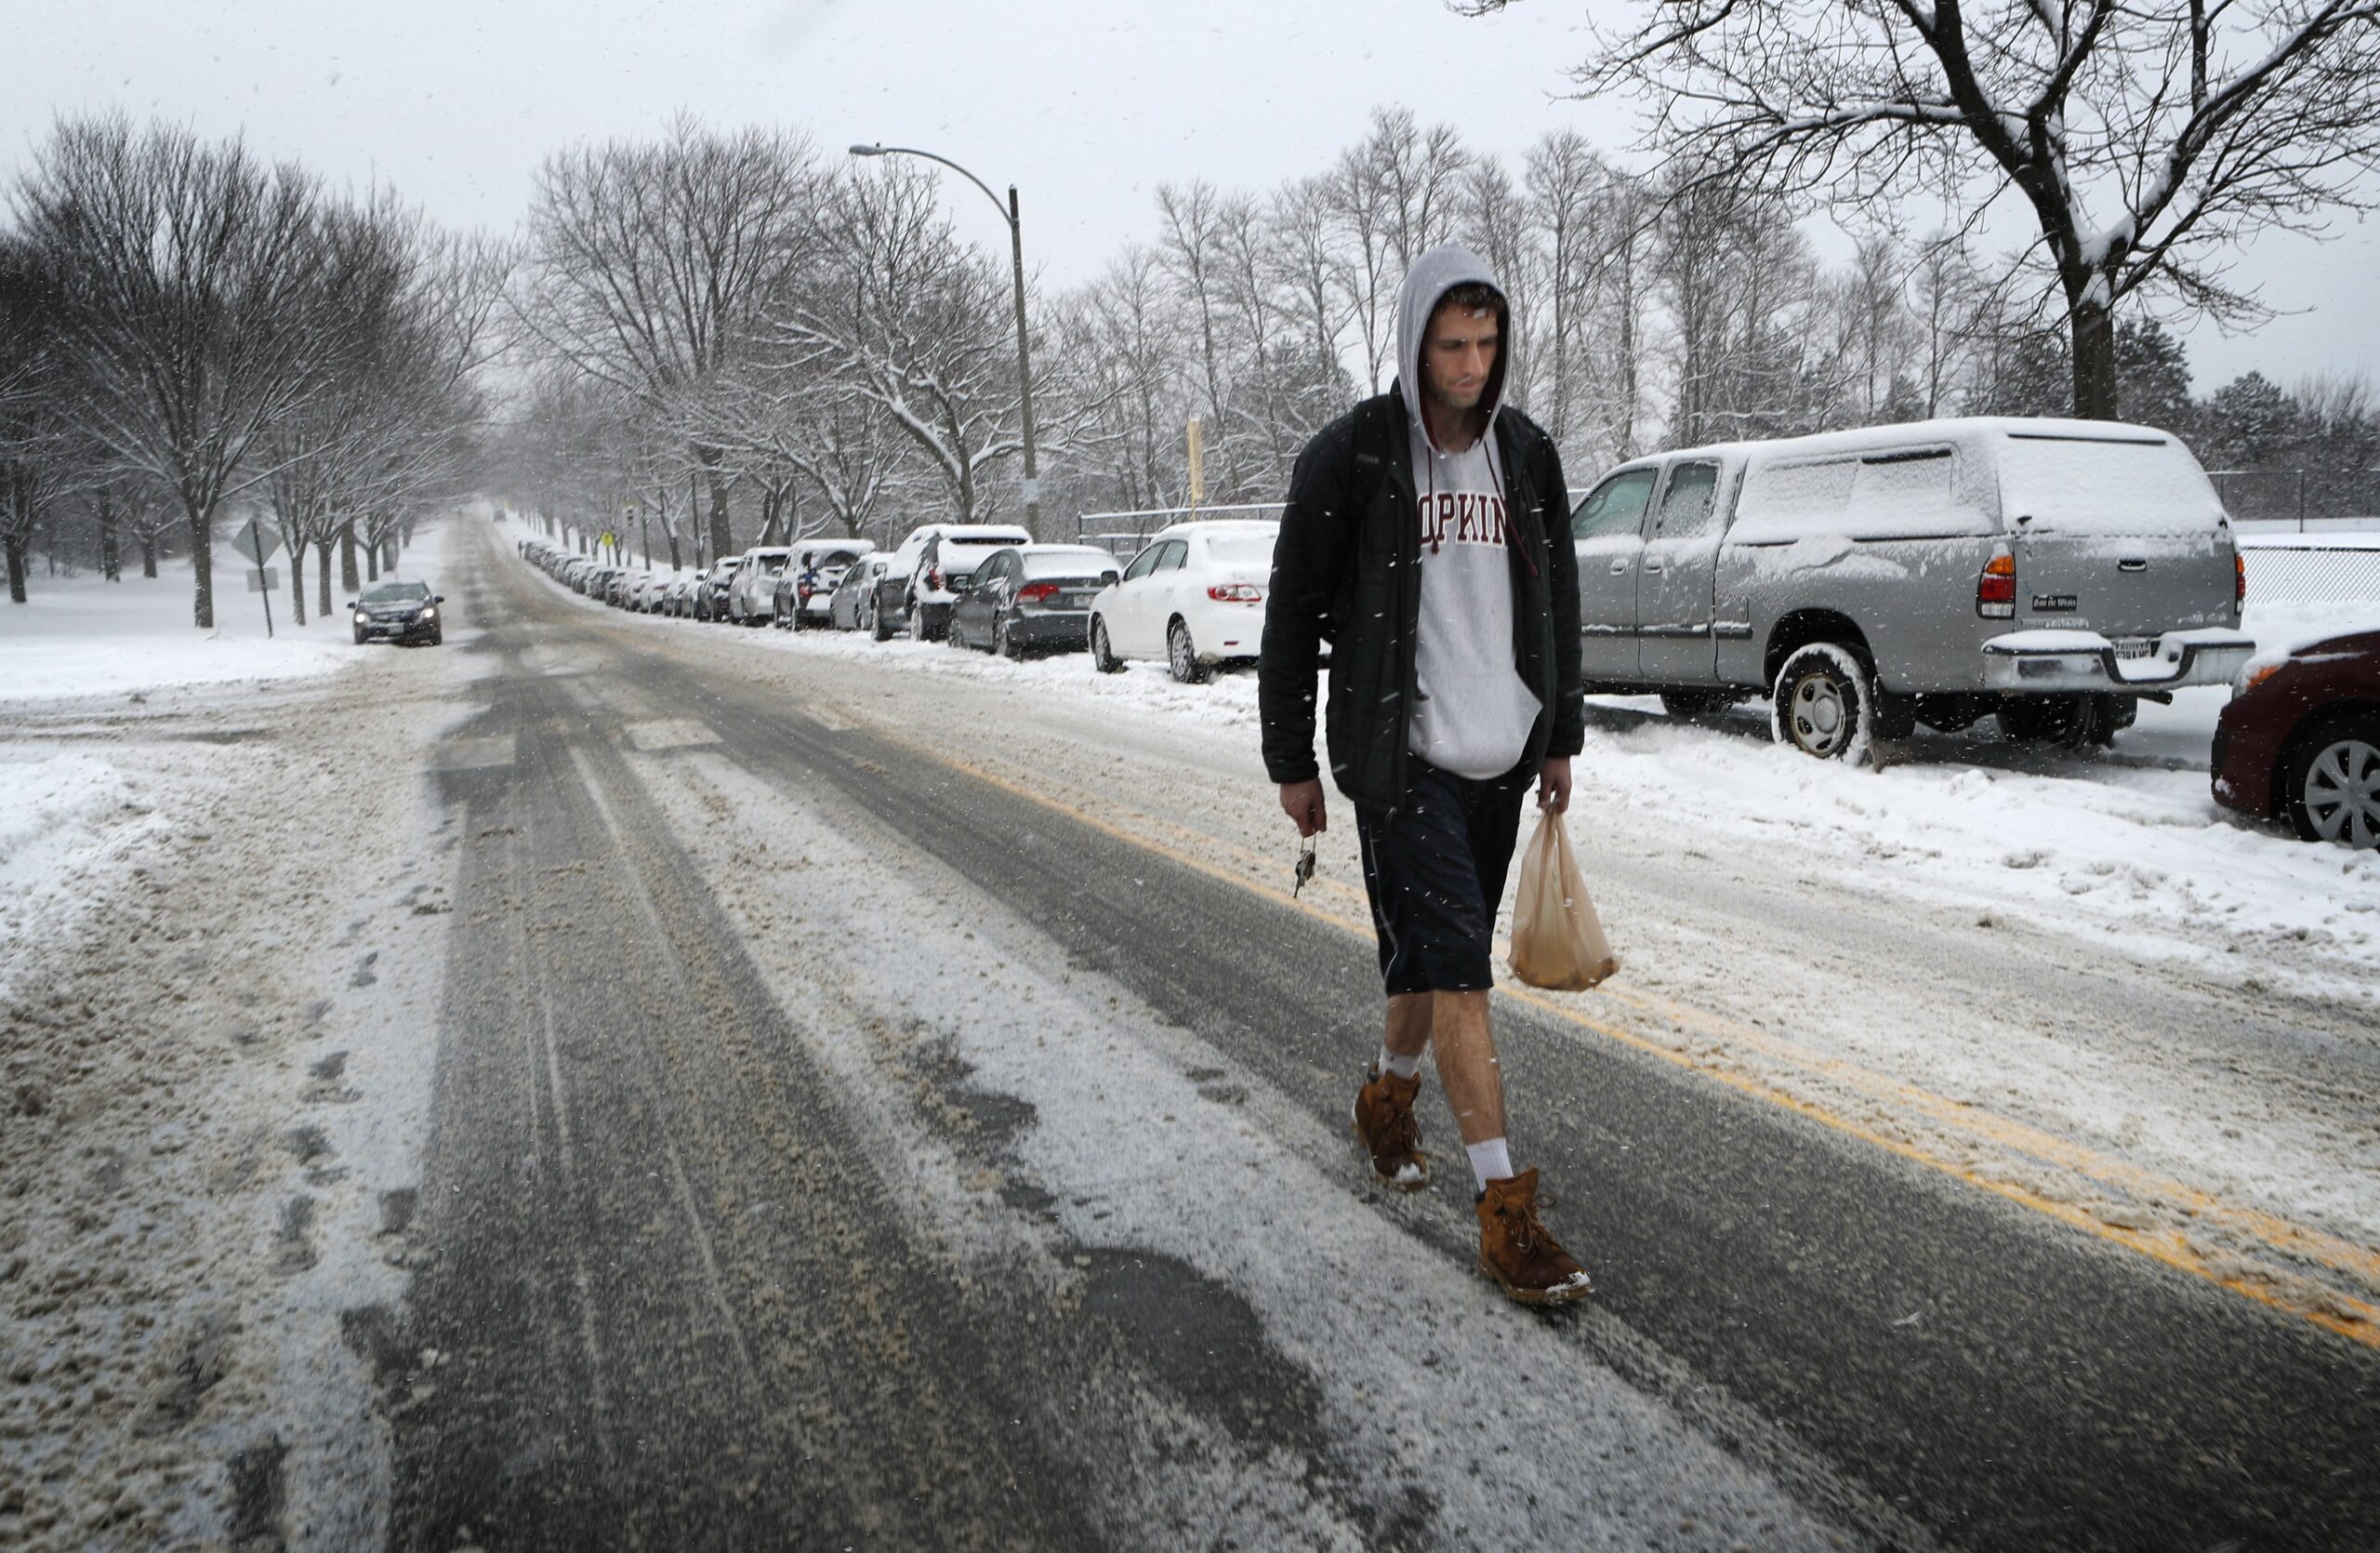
[1259,243,1592,1306]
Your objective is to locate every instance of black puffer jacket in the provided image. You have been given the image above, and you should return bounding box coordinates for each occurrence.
[1259,384,1583,814]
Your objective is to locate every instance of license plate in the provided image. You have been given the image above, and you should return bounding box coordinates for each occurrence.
[2112,638,2154,660]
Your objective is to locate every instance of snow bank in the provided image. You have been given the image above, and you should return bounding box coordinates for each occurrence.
[0,751,171,1001]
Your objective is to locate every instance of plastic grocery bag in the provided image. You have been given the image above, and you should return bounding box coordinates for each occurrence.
[1509,809,1620,991]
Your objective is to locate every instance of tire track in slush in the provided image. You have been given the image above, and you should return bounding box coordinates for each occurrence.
[389,644,1101,1551]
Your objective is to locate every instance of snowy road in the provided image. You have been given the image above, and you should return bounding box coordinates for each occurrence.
[7,513,2376,1552]
[379,520,2380,1552]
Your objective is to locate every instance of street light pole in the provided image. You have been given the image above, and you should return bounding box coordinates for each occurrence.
[851,142,1041,533]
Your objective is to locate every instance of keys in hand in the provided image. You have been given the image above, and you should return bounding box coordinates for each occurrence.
[1292,837,1316,897]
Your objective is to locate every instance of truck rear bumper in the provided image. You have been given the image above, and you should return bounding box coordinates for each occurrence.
[1981,628,2254,692]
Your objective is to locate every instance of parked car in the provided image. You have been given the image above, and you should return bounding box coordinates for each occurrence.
[1088,519,1278,683]
[721,547,791,624]
[661,577,695,617]
[773,538,878,630]
[624,573,663,612]
[696,556,744,621]
[2213,628,2380,848]
[350,579,444,646]
[1567,417,2255,758]
[833,555,892,632]
[870,524,1033,641]
[948,544,1122,658]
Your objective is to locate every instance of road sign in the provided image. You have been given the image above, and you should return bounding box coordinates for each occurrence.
[231,516,282,567]
[246,567,278,593]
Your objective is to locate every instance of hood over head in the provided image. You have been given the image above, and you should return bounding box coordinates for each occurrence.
[1396,242,1509,454]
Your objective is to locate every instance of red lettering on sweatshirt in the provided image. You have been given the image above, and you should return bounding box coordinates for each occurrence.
[1420,491,1506,555]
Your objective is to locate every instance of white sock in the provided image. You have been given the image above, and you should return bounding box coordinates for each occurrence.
[1466,1137,1514,1192]
[1378,1046,1422,1081]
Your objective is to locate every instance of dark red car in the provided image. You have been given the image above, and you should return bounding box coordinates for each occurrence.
[2212,628,2380,848]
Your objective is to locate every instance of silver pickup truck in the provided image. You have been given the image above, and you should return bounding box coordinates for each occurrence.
[1568,417,2254,758]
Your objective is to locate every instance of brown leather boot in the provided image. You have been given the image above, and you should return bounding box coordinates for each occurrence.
[1350,1066,1429,1190]
[1476,1168,1593,1306]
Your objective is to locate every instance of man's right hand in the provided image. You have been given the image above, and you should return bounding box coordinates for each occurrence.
[1279,778,1328,837]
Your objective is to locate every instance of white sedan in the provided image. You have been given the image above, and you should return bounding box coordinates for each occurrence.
[1088,519,1278,683]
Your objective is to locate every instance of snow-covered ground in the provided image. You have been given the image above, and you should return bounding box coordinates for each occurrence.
[522,530,2380,1011]
[0,542,385,703]
[0,520,475,1551]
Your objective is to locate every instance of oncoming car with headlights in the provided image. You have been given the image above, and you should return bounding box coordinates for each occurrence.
[350,580,445,645]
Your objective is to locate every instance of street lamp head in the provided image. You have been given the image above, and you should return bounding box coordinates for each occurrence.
[849,143,886,157]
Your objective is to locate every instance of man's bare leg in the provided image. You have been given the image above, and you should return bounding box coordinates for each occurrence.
[1428,989,1505,1146]
[1382,991,1432,1069]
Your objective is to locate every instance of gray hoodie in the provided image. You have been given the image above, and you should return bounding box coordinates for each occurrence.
[1396,243,1540,781]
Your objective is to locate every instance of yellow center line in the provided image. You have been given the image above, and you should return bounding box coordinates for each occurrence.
[866,725,2379,1349]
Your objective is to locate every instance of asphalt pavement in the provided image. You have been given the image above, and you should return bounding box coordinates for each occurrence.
[382,528,2380,1552]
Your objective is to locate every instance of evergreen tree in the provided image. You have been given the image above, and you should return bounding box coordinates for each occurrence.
[2202,372,2304,469]
[2114,318,2193,434]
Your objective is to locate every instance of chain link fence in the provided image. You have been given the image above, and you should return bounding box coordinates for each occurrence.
[2241,538,2380,604]
[2209,469,2380,531]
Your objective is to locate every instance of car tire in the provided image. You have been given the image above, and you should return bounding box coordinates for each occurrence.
[1998,694,2100,750]
[997,614,1023,659]
[1167,617,1207,684]
[2282,711,2380,848]
[909,601,933,643]
[352,626,365,645]
[1091,617,1123,674]
[430,629,443,646]
[1769,643,1872,761]
[869,600,893,642]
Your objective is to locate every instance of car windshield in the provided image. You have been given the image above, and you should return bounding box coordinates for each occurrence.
[362,582,429,603]
[1204,535,1276,566]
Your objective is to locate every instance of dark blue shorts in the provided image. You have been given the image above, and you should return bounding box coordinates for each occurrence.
[1355,756,1530,995]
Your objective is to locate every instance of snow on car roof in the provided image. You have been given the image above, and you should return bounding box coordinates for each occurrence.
[1604,416,2188,474]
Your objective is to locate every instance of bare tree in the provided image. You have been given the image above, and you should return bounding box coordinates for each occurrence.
[1522,0,2380,418]
[766,164,1038,527]
[0,236,67,603]
[517,114,823,558]
[1324,109,1474,392]
[14,114,326,626]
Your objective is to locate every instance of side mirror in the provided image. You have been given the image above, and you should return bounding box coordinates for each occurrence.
[343,601,357,612]
[432,594,445,604]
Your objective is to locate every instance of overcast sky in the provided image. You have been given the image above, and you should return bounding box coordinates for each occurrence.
[9,0,2374,397]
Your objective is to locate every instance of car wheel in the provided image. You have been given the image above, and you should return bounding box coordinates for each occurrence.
[1167,617,1207,684]
[869,599,893,641]
[908,601,931,643]
[1997,694,2099,750]
[1769,643,1872,760]
[352,626,365,645]
[1091,617,1123,674]
[2283,712,2380,848]
[997,613,1023,659]
[430,629,443,646]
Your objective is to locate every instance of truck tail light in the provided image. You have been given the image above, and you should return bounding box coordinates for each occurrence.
[927,565,944,591]
[1208,584,1263,603]
[1977,552,2015,618]
[2236,552,2247,605]
[1016,581,1059,604]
